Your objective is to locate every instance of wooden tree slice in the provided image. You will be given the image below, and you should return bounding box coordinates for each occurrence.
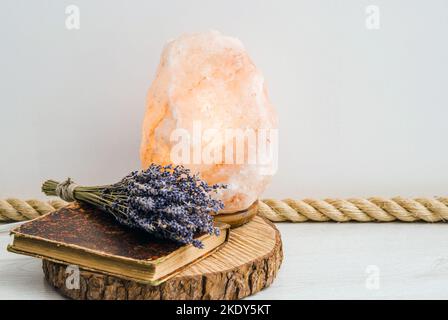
[43,216,283,300]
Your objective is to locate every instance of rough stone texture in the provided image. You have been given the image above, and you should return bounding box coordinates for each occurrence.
[43,216,282,300]
[140,31,278,213]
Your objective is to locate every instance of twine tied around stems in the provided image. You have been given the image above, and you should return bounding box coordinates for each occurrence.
[54,178,78,202]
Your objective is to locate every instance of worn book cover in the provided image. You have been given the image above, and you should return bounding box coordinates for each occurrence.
[7,203,230,285]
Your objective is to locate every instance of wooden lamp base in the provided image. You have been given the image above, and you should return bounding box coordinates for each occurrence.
[213,201,259,228]
[43,216,282,300]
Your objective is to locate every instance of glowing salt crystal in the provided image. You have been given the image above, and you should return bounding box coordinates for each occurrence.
[140,31,278,212]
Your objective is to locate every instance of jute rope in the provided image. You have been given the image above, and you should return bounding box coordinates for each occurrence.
[259,197,448,222]
[0,199,68,222]
[1,196,448,223]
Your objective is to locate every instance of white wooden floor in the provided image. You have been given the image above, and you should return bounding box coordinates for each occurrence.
[1,221,448,299]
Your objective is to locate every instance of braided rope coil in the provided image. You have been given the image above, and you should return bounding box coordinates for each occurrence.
[259,197,448,222]
[1,196,448,223]
[0,199,67,222]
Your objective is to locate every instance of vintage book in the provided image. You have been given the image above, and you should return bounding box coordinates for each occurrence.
[7,203,230,285]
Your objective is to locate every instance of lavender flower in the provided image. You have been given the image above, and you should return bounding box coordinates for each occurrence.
[42,164,226,248]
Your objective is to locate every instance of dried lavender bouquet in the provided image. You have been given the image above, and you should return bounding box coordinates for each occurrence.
[42,164,225,248]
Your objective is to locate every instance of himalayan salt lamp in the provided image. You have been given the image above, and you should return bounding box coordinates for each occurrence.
[140,31,278,214]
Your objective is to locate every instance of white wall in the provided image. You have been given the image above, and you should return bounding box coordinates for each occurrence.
[1,0,447,200]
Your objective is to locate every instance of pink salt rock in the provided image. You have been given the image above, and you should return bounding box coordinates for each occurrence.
[140,31,278,213]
